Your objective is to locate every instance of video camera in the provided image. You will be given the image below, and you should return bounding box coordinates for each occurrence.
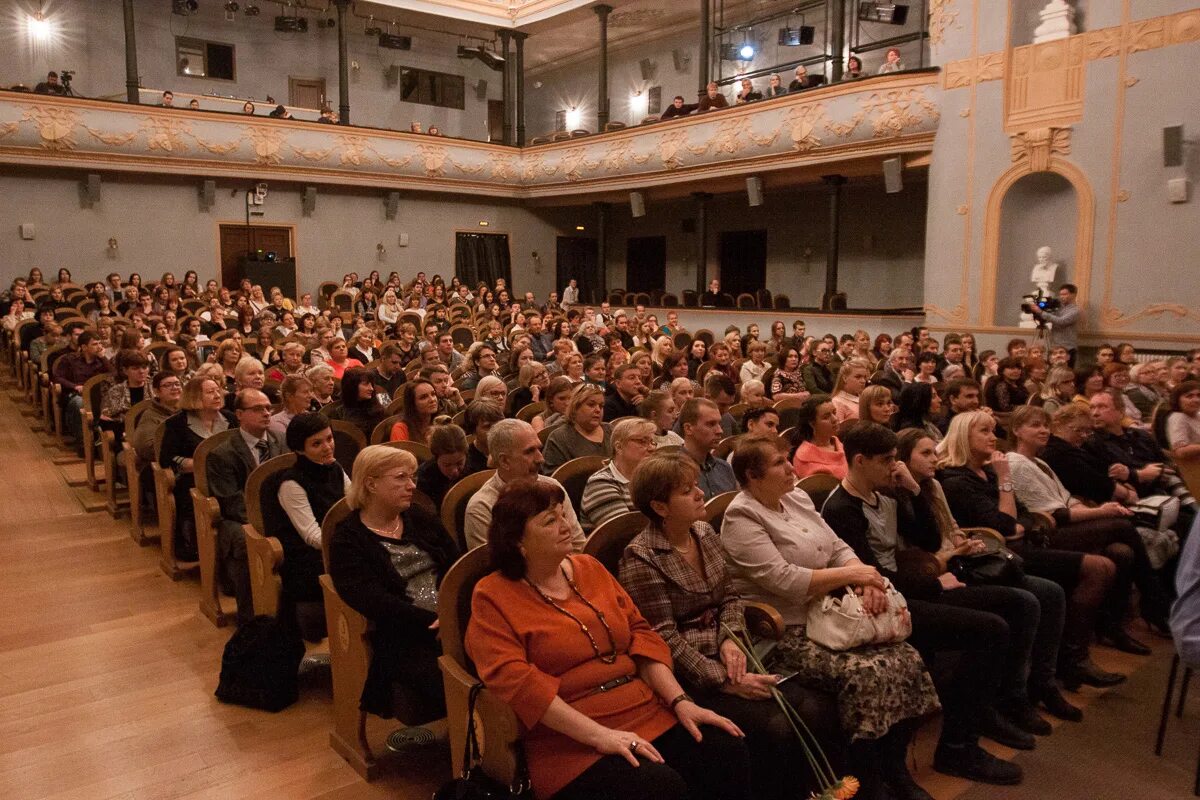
[1021,290,1060,326]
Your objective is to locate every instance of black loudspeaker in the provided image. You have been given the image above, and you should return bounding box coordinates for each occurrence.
[199,179,216,211]
[79,173,101,208]
[384,65,399,88]
[384,191,400,220]
[639,58,656,81]
[302,186,317,216]
[1164,125,1184,168]
[746,176,763,207]
[630,191,645,218]
[778,26,815,46]
[672,49,688,72]
[682,218,696,234]
[475,79,488,100]
[882,157,903,194]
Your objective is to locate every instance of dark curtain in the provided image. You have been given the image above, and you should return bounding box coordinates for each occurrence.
[456,233,512,289]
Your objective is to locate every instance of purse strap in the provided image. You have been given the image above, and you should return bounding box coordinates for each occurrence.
[462,682,532,797]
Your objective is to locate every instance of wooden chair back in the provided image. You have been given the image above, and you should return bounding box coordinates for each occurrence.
[320,497,355,574]
[515,401,545,423]
[370,413,404,444]
[193,429,238,498]
[440,469,495,551]
[244,453,298,618]
[80,373,112,492]
[694,329,715,348]
[583,511,650,574]
[797,472,840,510]
[704,490,739,532]
[381,439,433,463]
[122,399,158,542]
[551,455,608,518]
[151,423,189,578]
[193,429,240,627]
[713,434,742,460]
[1176,455,1200,501]
[327,419,366,477]
[437,546,524,786]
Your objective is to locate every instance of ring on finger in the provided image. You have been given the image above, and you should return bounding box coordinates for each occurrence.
[629,740,639,752]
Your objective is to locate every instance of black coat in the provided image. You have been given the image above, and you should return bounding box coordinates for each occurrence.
[328,507,459,717]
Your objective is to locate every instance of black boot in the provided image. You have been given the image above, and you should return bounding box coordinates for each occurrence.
[1060,658,1126,691]
[879,723,934,800]
[847,738,892,800]
[1035,684,1083,722]
[1097,627,1151,655]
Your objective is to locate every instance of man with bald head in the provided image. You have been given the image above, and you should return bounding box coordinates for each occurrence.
[207,388,287,624]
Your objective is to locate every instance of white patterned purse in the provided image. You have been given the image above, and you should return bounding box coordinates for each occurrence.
[806,577,912,651]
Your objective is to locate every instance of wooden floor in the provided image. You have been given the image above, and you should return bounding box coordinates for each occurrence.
[0,373,1186,799]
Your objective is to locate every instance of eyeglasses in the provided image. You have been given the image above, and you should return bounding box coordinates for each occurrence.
[626,437,656,447]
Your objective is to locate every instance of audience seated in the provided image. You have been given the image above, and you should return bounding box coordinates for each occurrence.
[466,479,752,800]
[327,367,384,441]
[679,398,737,500]
[416,423,469,509]
[580,418,657,530]
[328,445,459,722]
[131,371,182,468]
[720,435,940,799]
[542,384,612,473]
[790,395,847,480]
[621,451,842,800]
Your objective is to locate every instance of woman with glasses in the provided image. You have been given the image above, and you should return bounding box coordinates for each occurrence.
[581,418,658,530]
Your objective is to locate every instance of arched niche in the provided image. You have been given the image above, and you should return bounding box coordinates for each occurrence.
[979,157,1094,326]
[1008,0,1089,47]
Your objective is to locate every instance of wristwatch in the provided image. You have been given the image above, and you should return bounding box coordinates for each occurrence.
[998,481,1015,493]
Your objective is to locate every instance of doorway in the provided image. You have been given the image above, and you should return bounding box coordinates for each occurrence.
[718,229,767,298]
[219,224,294,290]
[625,236,666,295]
[289,76,327,110]
[556,237,600,304]
[488,100,505,143]
[456,232,512,289]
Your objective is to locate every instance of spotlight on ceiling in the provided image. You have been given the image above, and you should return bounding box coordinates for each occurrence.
[172,0,200,15]
[244,3,260,15]
[738,43,756,60]
[223,1,239,12]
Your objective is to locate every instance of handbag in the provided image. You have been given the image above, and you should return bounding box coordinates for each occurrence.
[948,535,1025,586]
[434,683,531,800]
[1130,494,1181,533]
[214,615,305,712]
[806,577,912,651]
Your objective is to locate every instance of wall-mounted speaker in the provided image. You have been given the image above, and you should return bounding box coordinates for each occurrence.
[746,176,763,207]
[384,191,400,220]
[639,58,656,81]
[302,186,317,216]
[199,179,216,211]
[672,49,689,72]
[1164,125,1184,168]
[384,65,400,88]
[630,191,645,218]
[79,173,101,208]
[882,157,903,194]
[475,79,488,100]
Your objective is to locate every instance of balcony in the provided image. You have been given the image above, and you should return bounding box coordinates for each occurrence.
[0,69,939,199]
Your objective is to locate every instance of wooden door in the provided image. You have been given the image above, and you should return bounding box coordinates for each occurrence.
[219,225,293,288]
[488,100,505,143]
[289,77,326,110]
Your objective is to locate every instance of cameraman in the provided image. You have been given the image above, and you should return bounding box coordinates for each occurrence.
[1029,283,1080,366]
[34,71,66,95]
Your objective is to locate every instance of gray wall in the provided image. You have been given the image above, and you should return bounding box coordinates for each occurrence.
[602,180,928,309]
[1,0,501,140]
[0,171,570,300]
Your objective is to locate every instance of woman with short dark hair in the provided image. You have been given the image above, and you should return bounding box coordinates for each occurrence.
[467,480,751,800]
[326,367,383,441]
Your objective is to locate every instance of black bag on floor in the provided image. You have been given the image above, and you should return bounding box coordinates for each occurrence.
[214,615,305,712]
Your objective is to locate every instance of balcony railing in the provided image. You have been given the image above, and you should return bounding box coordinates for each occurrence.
[0,69,939,198]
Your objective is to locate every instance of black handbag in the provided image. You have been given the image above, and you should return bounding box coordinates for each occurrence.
[214,615,305,712]
[434,683,530,800]
[948,535,1025,586]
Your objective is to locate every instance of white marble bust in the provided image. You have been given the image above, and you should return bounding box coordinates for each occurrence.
[1030,246,1059,291]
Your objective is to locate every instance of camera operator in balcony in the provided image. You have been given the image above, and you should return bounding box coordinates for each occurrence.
[1026,284,1080,367]
[34,71,66,95]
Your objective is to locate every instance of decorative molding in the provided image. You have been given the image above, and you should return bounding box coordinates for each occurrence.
[928,0,960,48]
[943,52,1005,89]
[1009,127,1071,173]
[979,157,1095,326]
[1006,37,1086,132]
[1099,303,1200,329]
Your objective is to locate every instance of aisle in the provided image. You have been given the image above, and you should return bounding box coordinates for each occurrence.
[0,390,443,800]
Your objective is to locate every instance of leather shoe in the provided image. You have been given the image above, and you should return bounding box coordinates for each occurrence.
[1099,629,1151,656]
[979,708,1036,750]
[1038,685,1083,722]
[1061,659,1127,691]
[934,743,1023,785]
[1003,702,1052,736]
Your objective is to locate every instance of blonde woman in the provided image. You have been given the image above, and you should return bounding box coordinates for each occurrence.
[377,288,403,326]
[641,389,685,448]
[328,445,459,721]
[542,383,612,473]
[214,338,244,393]
[857,384,897,428]
[830,358,872,425]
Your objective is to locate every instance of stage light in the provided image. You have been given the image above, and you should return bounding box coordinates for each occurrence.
[565,107,583,130]
[25,12,55,43]
[738,43,755,60]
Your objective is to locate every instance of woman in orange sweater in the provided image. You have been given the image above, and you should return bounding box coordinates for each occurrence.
[466,480,751,800]
[790,395,848,480]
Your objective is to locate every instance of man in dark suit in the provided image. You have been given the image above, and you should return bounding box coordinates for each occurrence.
[207,388,287,624]
[872,348,915,399]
